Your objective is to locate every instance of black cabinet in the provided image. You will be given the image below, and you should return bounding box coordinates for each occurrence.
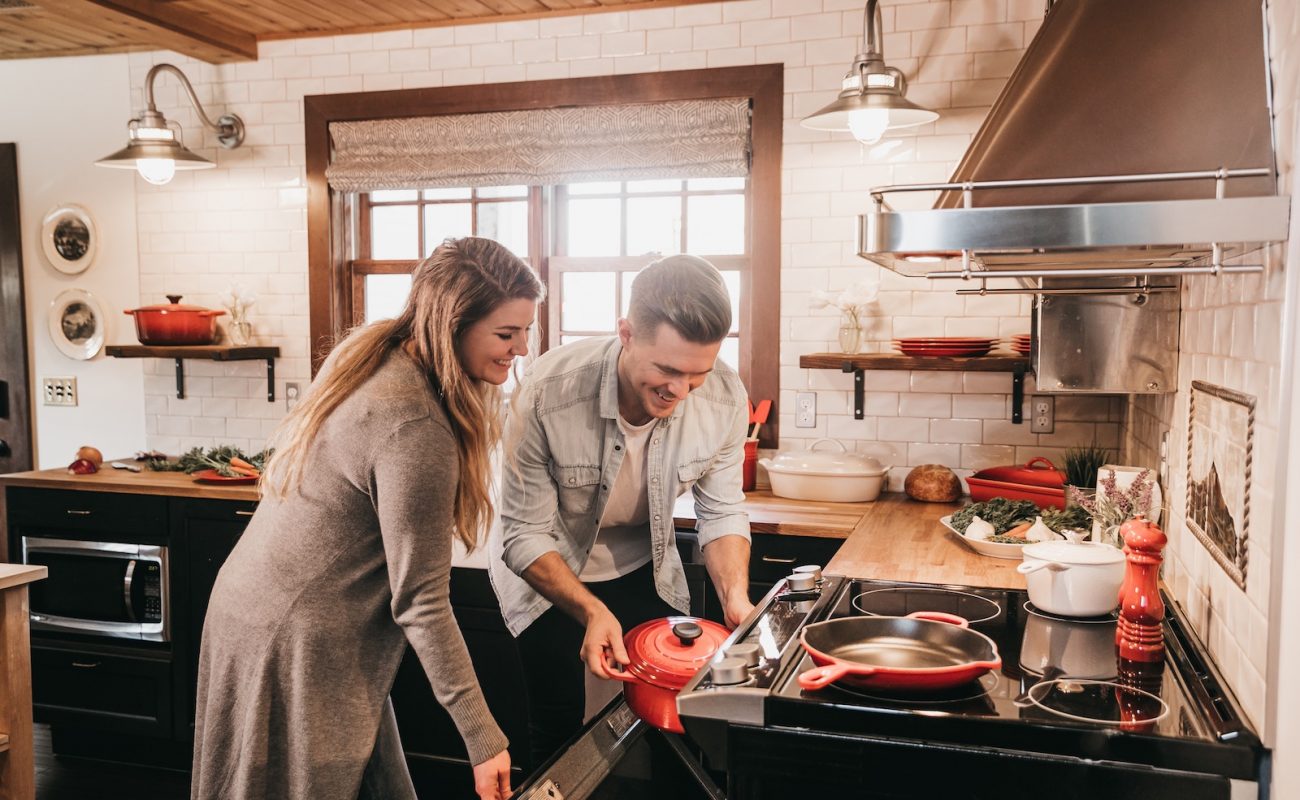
[31,641,173,737]
[747,532,842,601]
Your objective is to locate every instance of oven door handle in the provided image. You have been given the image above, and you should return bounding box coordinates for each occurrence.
[123,559,137,623]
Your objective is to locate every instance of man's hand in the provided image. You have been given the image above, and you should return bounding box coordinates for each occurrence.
[581,604,629,679]
[721,591,755,630]
[472,749,512,800]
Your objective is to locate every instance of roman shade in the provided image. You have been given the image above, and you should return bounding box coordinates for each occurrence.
[325,98,751,192]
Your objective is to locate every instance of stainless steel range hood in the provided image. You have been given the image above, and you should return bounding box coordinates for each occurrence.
[857,0,1291,280]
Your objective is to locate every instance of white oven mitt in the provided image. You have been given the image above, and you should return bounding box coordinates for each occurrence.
[964,515,995,541]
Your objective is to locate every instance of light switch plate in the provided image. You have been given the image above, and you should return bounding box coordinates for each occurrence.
[1030,395,1054,433]
[42,377,77,407]
[795,392,817,428]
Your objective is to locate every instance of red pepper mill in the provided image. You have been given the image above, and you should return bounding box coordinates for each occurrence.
[1116,514,1167,662]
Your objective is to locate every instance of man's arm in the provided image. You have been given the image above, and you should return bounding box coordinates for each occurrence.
[702,533,753,628]
[521,553,629,679]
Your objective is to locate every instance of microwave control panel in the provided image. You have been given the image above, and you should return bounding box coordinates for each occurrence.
[141,561,163,622]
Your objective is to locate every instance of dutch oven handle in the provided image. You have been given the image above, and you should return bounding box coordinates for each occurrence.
[1025,457,1059,472]
[906,611,969,628]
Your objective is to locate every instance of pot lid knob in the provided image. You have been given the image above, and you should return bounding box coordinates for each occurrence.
[166,294,183,304]
[787,572,817,592]
[710,656,749,686]
[672,621,703,647]
[725,643,761,668]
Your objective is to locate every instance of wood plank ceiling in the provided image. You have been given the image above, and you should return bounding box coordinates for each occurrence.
[0,0,727,63]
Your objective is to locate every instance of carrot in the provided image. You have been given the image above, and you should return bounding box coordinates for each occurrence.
[230,456,261,476]
[229,465,261,478]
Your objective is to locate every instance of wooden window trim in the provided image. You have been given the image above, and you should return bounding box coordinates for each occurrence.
[305,65,783,446]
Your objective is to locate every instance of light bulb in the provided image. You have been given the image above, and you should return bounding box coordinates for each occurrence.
[847,108,891,145]
[137,158,176,185]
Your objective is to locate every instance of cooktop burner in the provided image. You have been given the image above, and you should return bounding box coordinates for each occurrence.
[1022,600,1119,624]
[851,586,1003,624]
[1025,677,1170,726]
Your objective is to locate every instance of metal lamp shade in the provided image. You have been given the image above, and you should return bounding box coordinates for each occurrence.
[95,138,215,171]
[802,91,939,134]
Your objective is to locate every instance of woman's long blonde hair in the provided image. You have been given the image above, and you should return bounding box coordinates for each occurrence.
[262,237,544,551]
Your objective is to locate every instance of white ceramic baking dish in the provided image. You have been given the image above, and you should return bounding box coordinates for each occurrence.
[758,439,891,503]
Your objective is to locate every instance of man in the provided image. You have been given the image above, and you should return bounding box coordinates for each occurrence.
[490,254,753,765]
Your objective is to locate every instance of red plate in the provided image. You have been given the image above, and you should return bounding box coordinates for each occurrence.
[896,338,996,344]
[192,468,258,485]
[897,347,992,357]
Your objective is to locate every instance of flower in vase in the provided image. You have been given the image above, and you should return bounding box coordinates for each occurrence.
[1067,468,1157,548]
[219,283,257,325]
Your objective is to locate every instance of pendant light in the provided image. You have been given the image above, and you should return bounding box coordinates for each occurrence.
[96,63,244,185]
[801,0,938,144]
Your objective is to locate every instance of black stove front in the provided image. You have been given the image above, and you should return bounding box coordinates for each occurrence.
[680,575,1267,800]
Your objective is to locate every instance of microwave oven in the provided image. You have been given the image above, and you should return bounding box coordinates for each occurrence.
[21,536,170,642]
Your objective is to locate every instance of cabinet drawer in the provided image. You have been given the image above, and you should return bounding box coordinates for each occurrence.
[8,488,167,535]
[748,533,842,586]
[32,645,172,736]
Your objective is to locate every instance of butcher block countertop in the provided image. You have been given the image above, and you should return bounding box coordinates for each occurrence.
[3,470,1025,590]
[0,464,259,502]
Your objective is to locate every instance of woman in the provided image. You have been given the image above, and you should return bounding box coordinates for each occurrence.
[192,237,544,800]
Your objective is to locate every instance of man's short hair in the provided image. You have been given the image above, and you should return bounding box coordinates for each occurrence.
[627,255,732,344]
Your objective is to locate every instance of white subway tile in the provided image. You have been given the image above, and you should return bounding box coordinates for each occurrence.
[388,48,430,72]
[630,8,676,30]
[899,393,952,417]
[471,42,514,67]
[675,5,722,27]
[966,22,1024,51]
[910,372,964,393]
[741,18,791,46]
[877,417,930,443]
[584,11,629,34]
[909,442,961,466]
[601,31,647,57]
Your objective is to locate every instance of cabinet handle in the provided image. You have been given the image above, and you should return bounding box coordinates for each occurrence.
[71,661,100,669]
[761,555,797,564]
[66,509,92,516]
[235,510,254,517]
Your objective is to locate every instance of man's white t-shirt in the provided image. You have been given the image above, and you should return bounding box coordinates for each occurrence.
[579,414,657,582]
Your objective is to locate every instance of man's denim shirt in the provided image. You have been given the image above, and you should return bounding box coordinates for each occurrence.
[489,336,750,637]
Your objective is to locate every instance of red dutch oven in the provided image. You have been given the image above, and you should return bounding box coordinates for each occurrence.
[609,616,730,734]
[124,294,226,345]
[966,456,1066,509]
[797,612,1002,692]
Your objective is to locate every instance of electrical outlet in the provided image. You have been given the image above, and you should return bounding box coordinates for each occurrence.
[285,382,301,411]
[42,377,78,407]
[1029,395,1054,433]
[795,392,817,428]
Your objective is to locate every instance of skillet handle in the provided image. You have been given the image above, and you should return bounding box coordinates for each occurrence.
[907,611,969,628]
[797,662,870,690]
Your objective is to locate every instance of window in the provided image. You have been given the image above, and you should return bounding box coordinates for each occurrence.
[308,66,782,444]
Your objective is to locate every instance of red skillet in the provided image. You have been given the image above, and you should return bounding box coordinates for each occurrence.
[798,611,1002,692]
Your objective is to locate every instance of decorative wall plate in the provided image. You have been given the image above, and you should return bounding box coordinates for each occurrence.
[41,203,98,275]
[47,288,106,360]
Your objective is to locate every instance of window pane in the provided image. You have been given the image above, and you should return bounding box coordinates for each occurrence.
[718,337,739,372]
[568,181,621,195]
[371,206,419,260]
[687,177,746,191]
[423,203,473,255]
[687,195,745,255]
[561,272,616,331]
[567,198,621,256]
[627,179,682,193]
[626,196,682,257]
[371,189,419,202]
[365,273,412,322]
[720,270,741,334]
[477,185,528,198]
[478,200,530,259]
[423,187,471,200]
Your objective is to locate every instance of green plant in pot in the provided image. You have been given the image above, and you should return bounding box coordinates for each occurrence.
[1062,444,1112,505]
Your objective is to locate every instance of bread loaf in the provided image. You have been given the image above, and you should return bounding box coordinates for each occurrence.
[905,464,963,502]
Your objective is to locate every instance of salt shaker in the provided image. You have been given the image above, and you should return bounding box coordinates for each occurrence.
[1116,514,1167,662]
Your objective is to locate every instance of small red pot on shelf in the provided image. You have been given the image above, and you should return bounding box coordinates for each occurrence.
[124,294,226,345]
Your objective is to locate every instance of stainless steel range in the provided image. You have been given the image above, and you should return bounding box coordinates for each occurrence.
[678,574,1267,800]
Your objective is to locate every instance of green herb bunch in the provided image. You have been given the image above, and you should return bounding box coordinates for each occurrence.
[145,445,273,478]
[1062,444,1113,489]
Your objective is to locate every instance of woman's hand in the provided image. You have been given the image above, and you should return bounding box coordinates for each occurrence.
[473,749,512,800]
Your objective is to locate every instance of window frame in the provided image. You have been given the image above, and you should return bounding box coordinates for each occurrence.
[306,65,783,446]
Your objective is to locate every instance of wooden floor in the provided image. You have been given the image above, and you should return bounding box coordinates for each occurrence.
[34,725,190,800]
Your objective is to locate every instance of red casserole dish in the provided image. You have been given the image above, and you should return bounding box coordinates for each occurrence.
[966,457,1066,510]
[797,612,1002,692]
[124,294,225,345]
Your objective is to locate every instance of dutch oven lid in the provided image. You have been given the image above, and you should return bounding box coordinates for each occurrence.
[623,616,730,690]
[970,457,1064,488]
[127,294,222,314]
[1023,540,1126,565]
[765,439,888,477]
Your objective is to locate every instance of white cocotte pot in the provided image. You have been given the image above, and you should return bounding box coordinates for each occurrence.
[759,439,891,503]
[1017,540,1126,618]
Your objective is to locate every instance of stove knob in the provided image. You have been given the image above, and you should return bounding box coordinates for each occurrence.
[711,656,749,686]
[725,643,761,668]
[786,572,817,592]
[793,564,823,582]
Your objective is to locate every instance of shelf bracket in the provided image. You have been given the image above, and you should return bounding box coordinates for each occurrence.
[266,358,276,402]
[1012,364,1026,424]
[174,359,185,400]
[841,361,865,420]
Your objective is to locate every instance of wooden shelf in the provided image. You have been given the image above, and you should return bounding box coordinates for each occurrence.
[106,345,281,402]
[799,353,1029,372]
[798,353,1030,424]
